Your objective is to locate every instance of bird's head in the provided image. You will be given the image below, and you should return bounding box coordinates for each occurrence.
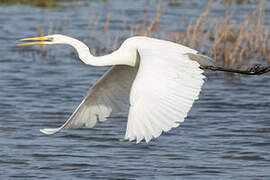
[19,34,68,46]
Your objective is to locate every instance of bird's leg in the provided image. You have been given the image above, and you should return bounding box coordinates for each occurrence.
[200,64,270,75]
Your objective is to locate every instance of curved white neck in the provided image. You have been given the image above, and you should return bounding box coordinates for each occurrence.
[63,37,136,67]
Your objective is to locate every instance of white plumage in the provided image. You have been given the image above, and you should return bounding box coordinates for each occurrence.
[20,35,207,143]
[126,48,204,143]
[40,65,137,134]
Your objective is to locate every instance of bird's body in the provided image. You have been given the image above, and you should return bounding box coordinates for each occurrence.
[20,34,264,143]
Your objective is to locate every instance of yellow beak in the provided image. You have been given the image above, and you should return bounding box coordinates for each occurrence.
[18,36,52,46]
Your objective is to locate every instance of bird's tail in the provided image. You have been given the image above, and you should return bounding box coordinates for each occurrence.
[185,53,216,67]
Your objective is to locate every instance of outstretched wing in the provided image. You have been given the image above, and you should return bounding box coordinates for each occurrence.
[41,65,138,134]
[125,48,205,143]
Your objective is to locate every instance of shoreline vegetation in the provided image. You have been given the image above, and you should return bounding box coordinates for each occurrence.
[0,0,77,8]
[0,0,255,8]
[11,0,270,71]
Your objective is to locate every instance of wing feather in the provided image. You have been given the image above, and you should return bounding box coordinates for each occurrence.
[40,65,138,134]
[125,48,205,143]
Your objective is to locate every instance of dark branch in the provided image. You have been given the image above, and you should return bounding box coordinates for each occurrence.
[200,64,270,75]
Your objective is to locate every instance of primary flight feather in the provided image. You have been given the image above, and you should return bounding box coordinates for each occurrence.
[18,35,236,143]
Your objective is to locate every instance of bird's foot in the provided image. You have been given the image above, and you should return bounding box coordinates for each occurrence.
[247,64,268,75]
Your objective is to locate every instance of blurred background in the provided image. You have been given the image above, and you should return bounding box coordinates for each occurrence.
[0,0,270,179]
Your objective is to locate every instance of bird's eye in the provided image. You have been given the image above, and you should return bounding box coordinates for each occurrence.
[48,37,53,42]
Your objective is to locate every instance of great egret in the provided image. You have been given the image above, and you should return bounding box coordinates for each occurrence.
[19,35,270,143]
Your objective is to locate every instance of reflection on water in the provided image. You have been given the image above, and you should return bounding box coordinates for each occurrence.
[0,1,270,179]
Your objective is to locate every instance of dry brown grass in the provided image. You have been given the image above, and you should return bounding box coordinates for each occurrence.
[169,2,270,70]
[208,3,269,69]
[31,1,270,69]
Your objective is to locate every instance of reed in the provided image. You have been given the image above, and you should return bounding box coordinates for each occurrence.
[168,2,269,69]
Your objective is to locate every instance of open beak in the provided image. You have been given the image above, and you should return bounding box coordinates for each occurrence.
[18,36,53,46]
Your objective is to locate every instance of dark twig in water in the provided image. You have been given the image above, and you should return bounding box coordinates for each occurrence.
[201,64,270,75]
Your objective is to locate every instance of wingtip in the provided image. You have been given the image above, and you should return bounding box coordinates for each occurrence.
[40,128,60,135]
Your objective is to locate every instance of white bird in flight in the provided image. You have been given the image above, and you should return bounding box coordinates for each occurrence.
[19,34,268,143]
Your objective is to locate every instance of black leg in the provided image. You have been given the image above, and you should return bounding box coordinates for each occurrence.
[200,64,270,75]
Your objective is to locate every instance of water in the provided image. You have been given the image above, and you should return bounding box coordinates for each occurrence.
[0,1,270,179]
